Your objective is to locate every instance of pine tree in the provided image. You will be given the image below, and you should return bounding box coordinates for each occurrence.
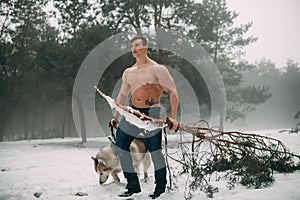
[98,0,271,123]
[52,0,94,40]
[188,0,270,123]
[0,0,49,140]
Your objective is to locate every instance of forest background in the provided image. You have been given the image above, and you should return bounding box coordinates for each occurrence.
[0,0,299,141]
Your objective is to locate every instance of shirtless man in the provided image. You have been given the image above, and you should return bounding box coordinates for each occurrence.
[109,35,178,199]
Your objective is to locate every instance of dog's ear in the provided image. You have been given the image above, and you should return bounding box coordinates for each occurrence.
[98,160,107,166]
[91,157,98,164]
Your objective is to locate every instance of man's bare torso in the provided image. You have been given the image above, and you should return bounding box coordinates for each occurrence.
[125,63,163,107]
[110,36,178,131]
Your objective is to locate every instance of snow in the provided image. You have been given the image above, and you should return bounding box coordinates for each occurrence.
[0,130,299,200]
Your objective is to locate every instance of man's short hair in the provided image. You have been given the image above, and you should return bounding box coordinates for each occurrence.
[130,35,148,46]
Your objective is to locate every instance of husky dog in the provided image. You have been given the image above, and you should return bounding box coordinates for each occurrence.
[92,138,151,185]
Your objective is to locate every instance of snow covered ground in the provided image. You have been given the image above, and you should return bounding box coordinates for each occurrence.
[0,130,299,200]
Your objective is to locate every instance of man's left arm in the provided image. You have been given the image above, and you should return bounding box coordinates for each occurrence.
[157,66,179,130]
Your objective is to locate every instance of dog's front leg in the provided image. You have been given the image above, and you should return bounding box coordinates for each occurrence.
[111,168,122,182]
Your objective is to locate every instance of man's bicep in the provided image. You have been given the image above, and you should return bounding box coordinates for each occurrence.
[119,71,130,96]
[157,67,178,96]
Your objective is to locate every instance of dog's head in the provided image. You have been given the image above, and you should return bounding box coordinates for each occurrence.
[91,157,113,185]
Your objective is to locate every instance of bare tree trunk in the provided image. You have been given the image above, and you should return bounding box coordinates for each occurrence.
[153,2,165,64]
[134,4,141,35]
[0,72,17,141]
[66,108,72,137]
[24,100,28,140]
[73,94,87,143]
[31,94,42,139]
[40,93,47,139]
[213,29,219,63]
[61,97,71,139]
[41,112,45,139]
[0,104,7,141]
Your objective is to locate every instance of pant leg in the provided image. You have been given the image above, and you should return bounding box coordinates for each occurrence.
[144,130,167,185]
[115,125,138,182]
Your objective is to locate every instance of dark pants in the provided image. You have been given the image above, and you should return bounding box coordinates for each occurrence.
[115,106,167,186]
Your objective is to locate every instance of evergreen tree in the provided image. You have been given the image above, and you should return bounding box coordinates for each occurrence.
[100,0,147,33]
[0,0,50,140]
[281,59,300,124]
[98,0,271,124]
[52,0,94,40]
[188,0,270,123]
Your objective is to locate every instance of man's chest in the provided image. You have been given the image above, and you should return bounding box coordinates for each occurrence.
[126,69,158,85]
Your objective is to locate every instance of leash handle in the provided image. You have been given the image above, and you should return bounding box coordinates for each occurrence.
[110,124,117,142]
[108,117,118,141]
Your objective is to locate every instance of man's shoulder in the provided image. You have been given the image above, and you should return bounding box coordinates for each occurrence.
[124,66,135,73]
[156,64,167,68]
[153,64,168,71]
[146,61,165,69]
[122,67,133,79]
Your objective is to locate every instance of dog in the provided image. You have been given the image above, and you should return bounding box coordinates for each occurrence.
[92,138,151,185]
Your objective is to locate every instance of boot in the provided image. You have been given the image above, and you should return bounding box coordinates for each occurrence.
[119,182,141,197]
[149,183,166,199]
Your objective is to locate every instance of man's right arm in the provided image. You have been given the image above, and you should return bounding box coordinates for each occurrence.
[109,69,130,128]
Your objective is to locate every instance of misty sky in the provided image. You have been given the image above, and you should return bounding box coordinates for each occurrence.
[227,0,300,68]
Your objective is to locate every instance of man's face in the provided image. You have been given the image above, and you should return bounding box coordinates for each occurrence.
[131,39,148,57]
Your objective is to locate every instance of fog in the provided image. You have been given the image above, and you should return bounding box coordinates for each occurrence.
[226,69,300,132]
[2,66,299,141]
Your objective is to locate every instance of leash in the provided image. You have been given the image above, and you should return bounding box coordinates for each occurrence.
[79,142,94,157]
[79,122,117,158]
[110,125,117,143]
